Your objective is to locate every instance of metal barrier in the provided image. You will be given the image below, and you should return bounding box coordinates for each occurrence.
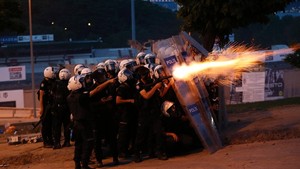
[0,107,40,118]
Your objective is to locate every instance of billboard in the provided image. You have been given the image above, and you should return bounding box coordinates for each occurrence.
[0,89,24,108]
[235,72,265,103]
[17,34,54,43]
[0,36,18,44]
[0,66,26,82]
[265,68,284,100]
[0,34,54,44]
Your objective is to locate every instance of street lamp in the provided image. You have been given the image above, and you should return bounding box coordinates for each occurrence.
[131,0,137,56]
[28,0,36,117]
[131,0,136,41]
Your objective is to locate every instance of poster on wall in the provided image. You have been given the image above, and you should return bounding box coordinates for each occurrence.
[0,89,24,108]
[265,68,284,100]
[235,72,265,103]
[0,66,26,82]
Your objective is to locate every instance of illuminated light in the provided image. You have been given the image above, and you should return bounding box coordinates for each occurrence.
[172,45,298,84]
[173,59,238,79]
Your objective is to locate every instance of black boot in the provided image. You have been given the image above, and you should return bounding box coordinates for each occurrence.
[113,157,119,166]
[75,161,81,169]
[156,152,168,161]
[53,143,61,149]
[96,160,103,168]
[62,142,71,147]
[81,161,94,169]
[133,153,142,163]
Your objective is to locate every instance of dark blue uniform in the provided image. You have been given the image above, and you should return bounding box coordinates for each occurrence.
[39,78,55,147]
[67,89,94,168]
[116,82,138,157]
[134,81,166,161]
[51,79,71,148]
[89,80,119,166]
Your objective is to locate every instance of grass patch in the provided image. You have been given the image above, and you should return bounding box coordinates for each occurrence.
[226,97,300,114]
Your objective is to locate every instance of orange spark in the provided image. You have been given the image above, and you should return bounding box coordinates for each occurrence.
[172,45,296,82]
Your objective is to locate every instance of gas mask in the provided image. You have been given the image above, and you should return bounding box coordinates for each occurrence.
[143,73,153,84]
[167,105,181,118]
[80,75,94,90]
[91,69,107,84]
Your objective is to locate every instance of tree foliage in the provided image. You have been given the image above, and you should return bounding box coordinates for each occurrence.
[234,15,300,48]
[175,0,295,51]
[0,0,24,33]
[284,49,300,68]
[14,0,181,48]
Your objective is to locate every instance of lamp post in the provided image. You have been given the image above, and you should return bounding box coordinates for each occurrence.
[131,0,137,56]
[28,0,36,117]
[131,0,136,41]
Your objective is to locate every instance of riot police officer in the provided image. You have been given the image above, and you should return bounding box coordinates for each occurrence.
[52,68,72,149]
[89,66,119,167]
[67,74,115,169]
[161,101,200,156]
[133,66,169,163]
[116,67,139,158]
[39,66,56,148]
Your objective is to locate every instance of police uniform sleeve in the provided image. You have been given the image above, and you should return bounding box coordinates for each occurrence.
[136,82,144,93]
[116,85,126,97]
[39,80,46,91]
[79,90,90,104]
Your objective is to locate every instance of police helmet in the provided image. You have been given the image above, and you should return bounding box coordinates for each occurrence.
[44,66,56,79]
[128,59,137,67]
[136,65,150,79]
[74,64,85,75]
[144,53,156,65]
[104,59,118,71]
[59,68,71,80]
[136,52,146,65]
[104,59,119,77]
[154,65,164,79]
[118,68,134,84]
[67,75,83,91]
[161,100,175,117]
[96,62,106,71]
[119,59,131,70]
[144,63,157,78]
[81,68,92,76]
[91,68,107,84]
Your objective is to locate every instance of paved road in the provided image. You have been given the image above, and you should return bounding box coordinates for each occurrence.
[0,138,299,169]
[1,105,300,169]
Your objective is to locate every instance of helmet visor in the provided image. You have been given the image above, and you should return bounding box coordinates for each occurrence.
[146,58,156,64]
[123,69,134,80]
[106,64,116,71]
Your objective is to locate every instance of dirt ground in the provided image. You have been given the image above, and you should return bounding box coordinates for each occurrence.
[0,104,300,169]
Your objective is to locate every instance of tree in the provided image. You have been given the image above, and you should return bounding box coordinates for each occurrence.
[284,49,300,68]
[0,0,24,33]
[175,0,295,51]
[17,0,181,48]
[234,15,300,48]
